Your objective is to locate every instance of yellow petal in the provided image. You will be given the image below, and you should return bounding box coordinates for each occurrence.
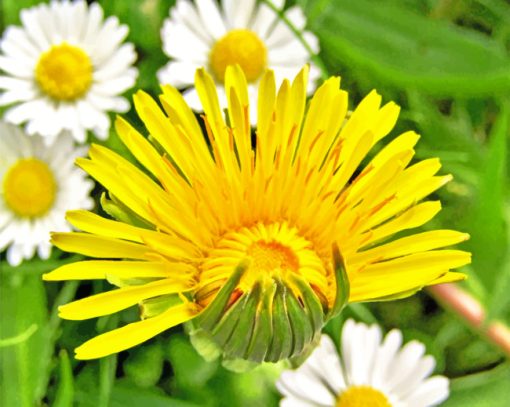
[361,250,471,277]
[339,89,381,141]
[59,278,192,320]
[351,230,470,265]
[349,250,470,301]
[133,90,198,182]
[225,76,250,171]
[43,260,181,281]
[371,101,400,143]
[75,303,198,359]
[429,271,467,285]
[66,210,200,258]
[379,175,452,227]
[159,84,205,150]
[115,116,174,183]
[257,69,276,138]
[77,156,154,224]
[350,268,467,303]
[66,210,146,243]
[51,232,151,259]
[362,201,442,245]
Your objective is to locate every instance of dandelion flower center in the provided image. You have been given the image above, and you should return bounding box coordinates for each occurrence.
[35,43,92,100]
[209,29,267,83]
[248,241,299,275]
[336,386,391,407]
[3,158,56,217]
[197,222,329,307]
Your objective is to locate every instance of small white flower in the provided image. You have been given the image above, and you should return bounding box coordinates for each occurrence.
[157,0,321,123]
[0,121,94,266]
[277,319,450,407]
[0,0,138,143]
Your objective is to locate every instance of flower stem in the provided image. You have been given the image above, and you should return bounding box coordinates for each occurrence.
[428,283,510,357]
[261,0,329,80]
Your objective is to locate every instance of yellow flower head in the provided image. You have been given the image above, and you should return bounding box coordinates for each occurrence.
[44,65,470,365]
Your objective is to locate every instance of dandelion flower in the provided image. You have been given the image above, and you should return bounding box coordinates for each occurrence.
[277,319,450,407]
[0,0,137,143]
[157,0,320,123]
[0,122,94,266]
[43,66,470,364]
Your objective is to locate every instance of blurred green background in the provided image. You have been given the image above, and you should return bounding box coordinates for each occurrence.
[0,0,509,405]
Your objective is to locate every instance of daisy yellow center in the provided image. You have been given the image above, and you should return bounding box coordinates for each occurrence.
[3,158,56,218]
[35,43,92,100]
[209,29,267,83]
[197,222,329,306]
[336,386,391,407]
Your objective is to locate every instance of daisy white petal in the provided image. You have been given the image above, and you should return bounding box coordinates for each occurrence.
[278,319,450,407]
[157,61,200,88]
[195,0,228,39]
[222,0,257,29]
[0,122,93,266]
[0,0,137,142]
[159,0,320,125]
[173,0,213,44]
[403,376,450,407]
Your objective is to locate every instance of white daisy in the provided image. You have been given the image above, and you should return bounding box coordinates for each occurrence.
[0,0,138,144]
[0,121,94,266]
[277,319,450,407]
[157,0,321,123]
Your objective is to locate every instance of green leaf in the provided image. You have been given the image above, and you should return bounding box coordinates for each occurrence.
[52,351,74,407]
[488,253,510,322]
[0,270,52,407]
[464,101,508,291]
[443,363,510,406]
[313,0,510,96]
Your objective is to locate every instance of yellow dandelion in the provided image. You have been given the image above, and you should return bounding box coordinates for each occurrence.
[43,65,470,365]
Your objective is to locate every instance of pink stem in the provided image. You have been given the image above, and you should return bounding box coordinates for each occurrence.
[428,283,510,357]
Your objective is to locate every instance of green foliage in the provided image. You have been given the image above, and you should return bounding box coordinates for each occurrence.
[444,363,510,406]
[124,341,164,388]
[310,0,510,96]
[1,0,510,405]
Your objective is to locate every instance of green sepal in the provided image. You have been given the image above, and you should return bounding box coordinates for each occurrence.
[186,325,222,362]
[140,294,184,319]
[245,279,276,363]
[210,291,251,347]
[291,275,325,334]
[194,260,248,332]
[224,283,261,359]
[100,192,153,229]
[327,244,350,320]
[285,287,313,358]
[288,334,321,368]
[106,274,157,288]
[266,282,293,362]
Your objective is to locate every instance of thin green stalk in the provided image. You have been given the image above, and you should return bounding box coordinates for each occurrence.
[49,281,79,333]
[261,0,329,80]
[35,281,80,404]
